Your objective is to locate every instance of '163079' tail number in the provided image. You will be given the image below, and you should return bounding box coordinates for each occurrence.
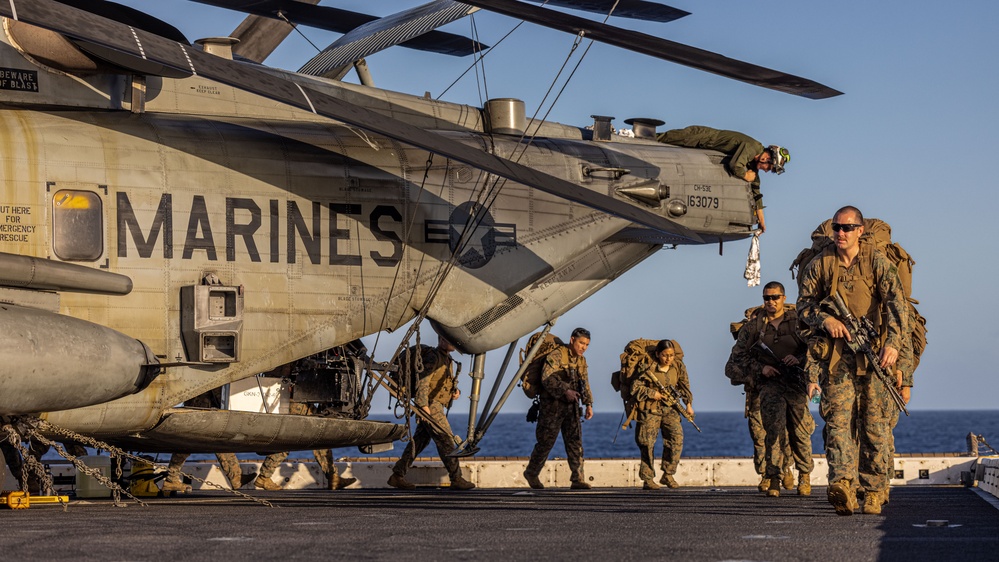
[688,195,719,209]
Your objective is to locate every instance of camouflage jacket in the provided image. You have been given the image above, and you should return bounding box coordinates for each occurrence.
[657,125,765,210]
[797,245,907,377]
[414,346,456,408]
[729,308,806,386]
[540,346,593,405]
[630,358,692,414]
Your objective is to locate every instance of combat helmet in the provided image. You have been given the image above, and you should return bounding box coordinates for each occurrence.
[766,145,790,174]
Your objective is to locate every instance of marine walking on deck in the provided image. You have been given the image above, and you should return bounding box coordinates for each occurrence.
[797,206,907,516]
[523,328,594,490]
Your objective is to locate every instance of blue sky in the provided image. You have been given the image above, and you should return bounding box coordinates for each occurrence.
[119,0,998,412]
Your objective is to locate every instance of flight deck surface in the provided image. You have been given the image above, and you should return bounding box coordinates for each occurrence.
[2,486,997,561]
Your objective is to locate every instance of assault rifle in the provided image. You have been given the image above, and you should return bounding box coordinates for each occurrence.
[639,373,701,432]
[570,368,586,422]
[829,292,909,416]
[753,341,809,394]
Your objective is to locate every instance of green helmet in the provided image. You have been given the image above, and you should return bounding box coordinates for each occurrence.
[766,145,790,174]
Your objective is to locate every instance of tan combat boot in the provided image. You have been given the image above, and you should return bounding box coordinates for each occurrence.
[659,474,679,489]
[782,469,795,490]
[161,477,192,494]
[643,479,661,490]
[757,474,769,493]
[523,470,544,490]
[254,476,283,491]
[862,490,884,515]
[332,475,357,490]
[450,476,476,491]
[387,473,416,490]
[767,476,781,497]
[797,473,811,496]
[570,481,592,490]
[827,480,859,516]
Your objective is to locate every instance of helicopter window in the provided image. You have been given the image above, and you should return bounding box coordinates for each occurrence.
[52,190,103,261]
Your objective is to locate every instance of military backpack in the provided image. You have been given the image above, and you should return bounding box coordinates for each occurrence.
[789,218,915,299]
[789,217,927,377]
[388,344,435,395]
[519,332,565,398]
[612,338,684,405]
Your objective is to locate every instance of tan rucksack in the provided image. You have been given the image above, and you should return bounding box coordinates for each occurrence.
[519,332,565,398]
[789,218,915,299]
[789,217,927,376]
[388,344,435,395]
[612,338,683,404]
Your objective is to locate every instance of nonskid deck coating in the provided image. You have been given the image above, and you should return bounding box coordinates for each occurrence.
[1,486,997,561]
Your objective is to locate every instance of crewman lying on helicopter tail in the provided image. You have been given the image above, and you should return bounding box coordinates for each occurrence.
[658,125,789,233]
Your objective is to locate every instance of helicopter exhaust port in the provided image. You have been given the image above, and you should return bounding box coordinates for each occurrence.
[624,118,666,139]
[484,98,526,136]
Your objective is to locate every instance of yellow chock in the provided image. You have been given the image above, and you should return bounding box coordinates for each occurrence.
[1,491,30,509]
[1,491,71,508]
[21,495,69,505]
[129,459,161,497]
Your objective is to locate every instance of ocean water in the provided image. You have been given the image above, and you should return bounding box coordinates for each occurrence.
[64,409,997,463]
[326,409,999,460]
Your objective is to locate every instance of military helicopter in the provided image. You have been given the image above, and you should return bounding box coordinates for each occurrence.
[0,0,840,468]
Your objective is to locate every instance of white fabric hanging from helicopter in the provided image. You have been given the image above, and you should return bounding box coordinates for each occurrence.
[744,231,761,287]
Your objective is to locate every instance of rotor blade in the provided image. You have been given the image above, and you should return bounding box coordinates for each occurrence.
[458,0,843,99]
[524,0,689,23]
[190,0,486,57]
[298,0,482,77]
[1,0,702,242]
[53,0,188,43]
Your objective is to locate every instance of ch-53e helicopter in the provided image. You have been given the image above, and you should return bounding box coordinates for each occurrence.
[0,0,840,472]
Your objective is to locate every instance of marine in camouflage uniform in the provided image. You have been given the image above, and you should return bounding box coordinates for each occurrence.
[730,282,814,497]
[162,388,251,493]
[255,402,357,491]
[630,340,693,489]
[797,206,906,516]
[523,328,594,490]
[388,337,474,491]
[728,321,793,491]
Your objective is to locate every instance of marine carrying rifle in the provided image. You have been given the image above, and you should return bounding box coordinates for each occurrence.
[753,341,809,394]
[829,292,909,416]
[639,373,701,432]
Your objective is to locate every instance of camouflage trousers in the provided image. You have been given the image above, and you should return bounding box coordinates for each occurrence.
[635,409,682,482]
[759,380,815,477]
[818,355,892,493]
[259,449,335,479]
[392,402,461,480]
[260,402,337,480]
[883,400,903,490]
[525,397,585,483]
[746,388,792,475]
[167,452,243,488]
